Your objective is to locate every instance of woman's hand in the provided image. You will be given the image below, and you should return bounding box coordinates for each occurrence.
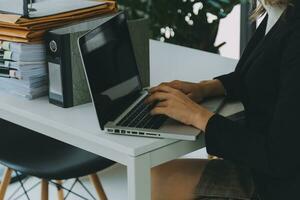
[149,79,226,103]
[150,80,205,103]
[145,85,214,131]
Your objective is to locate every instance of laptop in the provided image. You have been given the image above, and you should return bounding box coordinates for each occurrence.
[78,12,225,141]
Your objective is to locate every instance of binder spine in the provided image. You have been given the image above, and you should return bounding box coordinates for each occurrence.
[46,32,74,108]
[46,33,64,107]
[62,34,74,107]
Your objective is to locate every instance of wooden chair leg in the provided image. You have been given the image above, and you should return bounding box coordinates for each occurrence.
[89,174,108,200]
[0,168,12,200]
[41,179,48,200]
[56,180,64,200]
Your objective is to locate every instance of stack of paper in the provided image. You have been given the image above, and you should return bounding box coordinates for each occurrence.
[0,0,117,99]
[0,0,117,43]
[0,0,116,99]
[0,41,47,99]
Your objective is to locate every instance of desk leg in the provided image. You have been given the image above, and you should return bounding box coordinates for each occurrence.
[127,154,151,200]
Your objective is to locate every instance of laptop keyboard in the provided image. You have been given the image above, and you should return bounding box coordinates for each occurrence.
[117,96,167,129]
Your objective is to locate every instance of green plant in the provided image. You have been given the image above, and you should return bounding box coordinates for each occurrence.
[117,0,241,53]
[117,0,150,19]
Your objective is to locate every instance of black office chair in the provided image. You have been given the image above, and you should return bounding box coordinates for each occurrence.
[0,118,115,200]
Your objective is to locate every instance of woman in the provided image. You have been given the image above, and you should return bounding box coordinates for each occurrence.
[148,0,300,199]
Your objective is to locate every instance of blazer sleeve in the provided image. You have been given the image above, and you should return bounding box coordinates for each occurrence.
[214,71,242,100]
[205,31,300,179]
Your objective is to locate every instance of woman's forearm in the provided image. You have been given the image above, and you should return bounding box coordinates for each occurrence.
[198,79,226,99]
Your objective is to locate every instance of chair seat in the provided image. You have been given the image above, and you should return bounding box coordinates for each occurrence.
[0,119,115,180]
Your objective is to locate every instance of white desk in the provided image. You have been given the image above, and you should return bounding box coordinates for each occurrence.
[0,40,242,200]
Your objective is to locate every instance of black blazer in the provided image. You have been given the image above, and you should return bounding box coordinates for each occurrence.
[205,5,300,200]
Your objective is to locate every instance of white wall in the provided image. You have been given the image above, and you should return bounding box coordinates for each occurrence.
[215,5,241,60]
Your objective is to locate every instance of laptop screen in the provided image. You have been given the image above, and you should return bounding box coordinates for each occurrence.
[79,13,142,129]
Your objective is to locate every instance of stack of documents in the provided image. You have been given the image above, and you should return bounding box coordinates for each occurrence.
[0,0,116,99]
[0,0,117,43]
[0,0,117,99]
[0,41,47,99]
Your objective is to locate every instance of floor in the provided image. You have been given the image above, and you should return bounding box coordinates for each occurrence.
[3,148,208,200]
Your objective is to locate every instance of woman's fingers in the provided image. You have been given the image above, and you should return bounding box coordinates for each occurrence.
[168,80,192,94]
[145,92,172,104]
[148,84,164,94]
[187,93,199,102]
[156,101,169,108]
[149,84,178,94]
[167,80,183,90]
[151,106,169,116]
[146,85,181,104]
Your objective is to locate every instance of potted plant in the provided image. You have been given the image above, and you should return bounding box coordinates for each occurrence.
[116,0,242,86]
[150,0,240,53]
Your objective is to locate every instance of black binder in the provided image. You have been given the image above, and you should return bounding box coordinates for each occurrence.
[45,14,115,108]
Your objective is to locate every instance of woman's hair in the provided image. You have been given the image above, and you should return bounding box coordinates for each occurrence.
[252,0,292,19]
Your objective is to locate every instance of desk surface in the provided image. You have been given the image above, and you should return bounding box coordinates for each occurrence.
[0,40,240,161]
